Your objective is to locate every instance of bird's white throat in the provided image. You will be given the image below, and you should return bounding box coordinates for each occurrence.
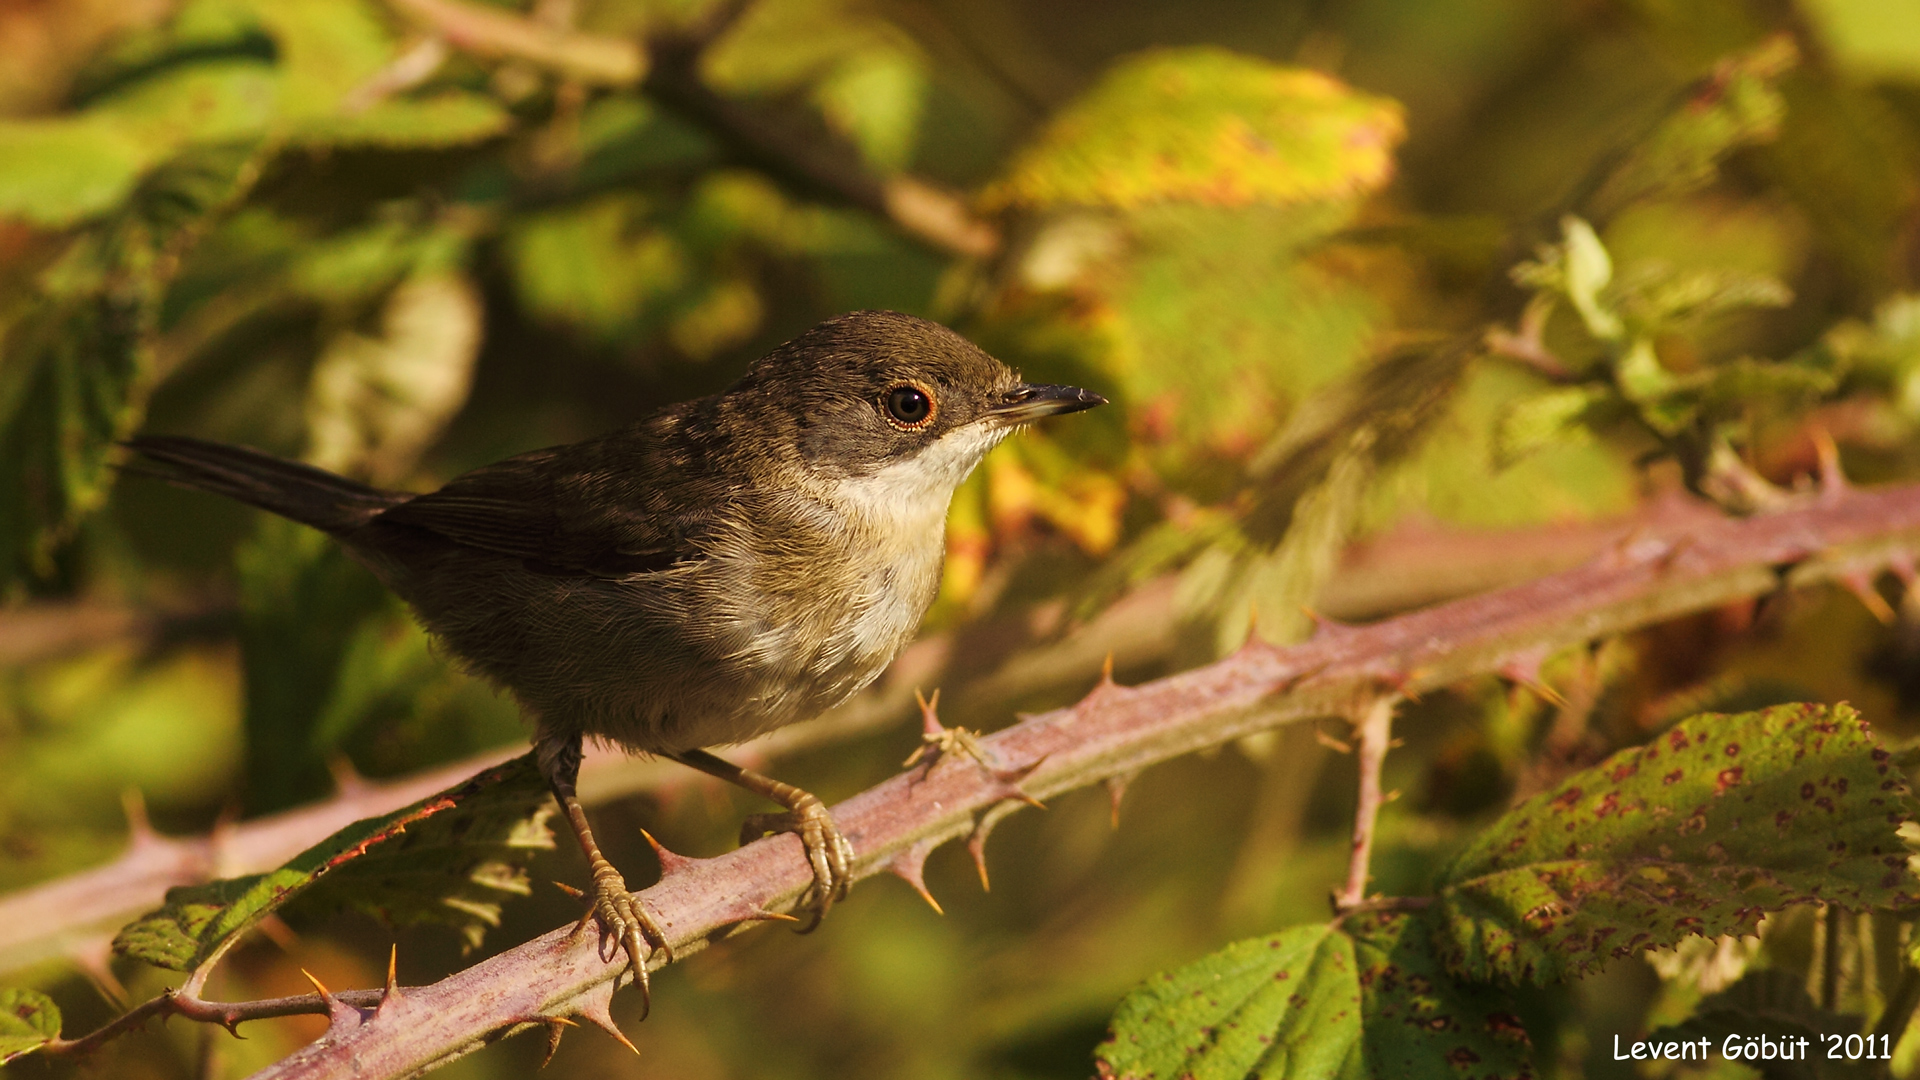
[827,421,1009,539]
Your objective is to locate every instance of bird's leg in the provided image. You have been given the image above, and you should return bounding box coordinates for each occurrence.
[538,733,670,1018]
[667,748,854,930]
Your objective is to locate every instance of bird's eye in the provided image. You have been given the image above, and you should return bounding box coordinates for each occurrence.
[883,384,936,429]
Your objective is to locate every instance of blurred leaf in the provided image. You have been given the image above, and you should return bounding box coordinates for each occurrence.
[114,754,550,970]
[1589,37,1796,216]
[1433,703,1920,984]
[1095,923,1365,1080]
[235,518,393,811]
[505,193,687,343]
[250,0,391,121]
[0,140,262,586]
[1799,0,1920,84]
[0,61,275,228]
[812,48,928,171]
[305,270,483,482]
[987,48,1403,211]
[1563,217,1621,340]
[307,610,437,753]
[292,92,511,148]
[1346,912,1535,1080]
[1493,384,1610,467]
[0,988,60,1064]
[1645,970,1865,1080]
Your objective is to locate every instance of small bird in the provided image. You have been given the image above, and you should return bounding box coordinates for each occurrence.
[126,310,1104,1010]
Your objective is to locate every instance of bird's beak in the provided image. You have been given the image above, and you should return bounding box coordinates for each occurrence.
[986,383,1107,425]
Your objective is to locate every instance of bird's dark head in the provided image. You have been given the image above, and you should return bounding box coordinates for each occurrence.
[724,311,1104,493]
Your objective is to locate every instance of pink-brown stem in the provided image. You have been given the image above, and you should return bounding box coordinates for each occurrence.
[223,479,1920,1080]
[1336,695,1398,910]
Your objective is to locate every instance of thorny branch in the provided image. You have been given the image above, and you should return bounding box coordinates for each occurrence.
[0,503,1695,976]
[381,0,1000,257]
[169,477,1920,1079]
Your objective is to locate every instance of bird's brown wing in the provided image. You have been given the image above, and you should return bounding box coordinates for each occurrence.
[376,442,704,578]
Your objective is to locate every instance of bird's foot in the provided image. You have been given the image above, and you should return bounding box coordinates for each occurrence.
[563,859,672,1020]
[739,792,853,931]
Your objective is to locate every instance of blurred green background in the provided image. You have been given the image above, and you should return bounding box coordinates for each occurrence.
[5,0,1920,1075]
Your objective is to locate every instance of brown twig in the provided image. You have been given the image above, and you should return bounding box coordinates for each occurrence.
[1334,695,1398,911]
[378,0,1000,258]
[218,478,1920,1079]
[385,0,644,84]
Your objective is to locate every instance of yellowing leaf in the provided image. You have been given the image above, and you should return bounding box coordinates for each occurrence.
[985,48,1404,210]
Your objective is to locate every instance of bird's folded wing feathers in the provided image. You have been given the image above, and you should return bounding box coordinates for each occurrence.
[377,445,696,578]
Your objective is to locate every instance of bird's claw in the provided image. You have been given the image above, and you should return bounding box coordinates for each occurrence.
[568,863,671,1020]
[740,794,853,931]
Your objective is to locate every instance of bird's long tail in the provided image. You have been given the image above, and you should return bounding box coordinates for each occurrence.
[122,435,404,535]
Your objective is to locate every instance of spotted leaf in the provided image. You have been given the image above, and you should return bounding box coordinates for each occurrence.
[1434,703,1919,984]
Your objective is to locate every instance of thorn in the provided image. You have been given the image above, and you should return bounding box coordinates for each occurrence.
[1497,646,1568,708]
[299,968,332,999]
[300,968,362,1029]
[1100,652,1116,687]
[640,829,697,877]
[522,1014,579,1069]
[1301,606,1356,642]
[377,944,403,1013]
[916,687,943,737]
[1314,725,1352,754]
[553,881,585,899]
[993,781,1047,810]
[1105,771,1136,829]
[967,833,991,892]
[1841,570,1897,625]
[573,979,639,1056]
[965,804,1018,893]
[734,907,802,924]
[888,839,944,915]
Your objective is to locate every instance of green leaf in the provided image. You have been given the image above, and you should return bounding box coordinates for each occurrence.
[1433,703,1920,984]
[1095,923,1364,1080]
[291,92,511,148]
[114,754,552,971]
[1492,384,1612,467]
[1591,37,1796,215]
[0,989,61,1064]
[985,48,1404,210]
[1347,912,1536,1080]
[1094,917,1536,1080]
[505,194,689,342]
[0,61,276,227]
[0,140,262,585]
